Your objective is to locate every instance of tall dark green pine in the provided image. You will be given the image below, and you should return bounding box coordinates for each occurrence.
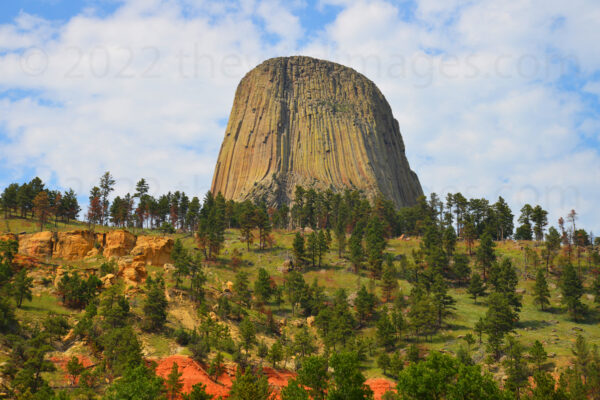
[292,232,306,269]
[467,272,486,304]
[493,196,514,241]
[533,269,551,311]
[327,351,374,400]
[365,216,386,278]
[560,263,585,321]
[254,206,272,250]
[453,253,471,285]
[380,261,398,303]
[431,273,455,328]
[317,230,329,267]
[502,337,529,399]
[484,293,517,360]
[306,232,318,268]
[254,268,273,303]
[354,285,377,325]
[348,228,364,274]
[475,231,496,281]
[142,276,168,332]
[376,310,396,351]
[13,269,33,308]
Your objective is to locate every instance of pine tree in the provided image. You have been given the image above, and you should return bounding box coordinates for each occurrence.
[239,203,255,251]
[380,261,398,302]
[442,225,457,257]
[502,337,529,399]
[493,196,514,240]
[87,187,103,230]
[239,317,256,355]
[531,205,548,241]
[484,293,517,359]
[183,383,213,400]
[475,232,496,281]
[142,276,168,332]
[355,285,377,324]
[317,230,328,268]
[474,317,485,344]
[529,340,547,372]
[33,191,51,231]
[229,368,272,400]
[234,270,252,307]
[571,334,592,385]
[171,239,189,289]
[560,263,585,321]
[408,289,437,340]
[431,273,455,328]
[349,227,364,274]
[297,355,328,400]
[99,171,116,225]
[335,219,346,258]
[255,207,272,250]
[543,227,561,273]
[467,272,486,304]
[327,351,374,400]
[208,352,224,381]
[66,356,85,386]
[268,340,284,368]
[533,269,551,311]
[13,269,33,308]
[292,232,306,268]
[376,310,396,350]
[452,253,471,285]
[306,232,318,268]
[490,258,522,312]
[366,216,386,278]
[166,362,183,400]
[254,268,273,303]
[281,379,309,400]
[285,271,306,316]
[377,353,391,376]
[593,274,600,304]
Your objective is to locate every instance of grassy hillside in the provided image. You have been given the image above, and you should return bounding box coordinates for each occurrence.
[1,214,599,394]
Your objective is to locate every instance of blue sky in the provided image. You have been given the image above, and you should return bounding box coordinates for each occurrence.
[0,0,599,233]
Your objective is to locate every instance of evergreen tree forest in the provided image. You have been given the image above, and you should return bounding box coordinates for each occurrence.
[1,176,600,399]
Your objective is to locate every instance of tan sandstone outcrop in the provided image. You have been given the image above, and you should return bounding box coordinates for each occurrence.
[211,56,423,208]
[130,236,173,266]
[103,229,137,259]
[53,230,96,260]
[5,229,173,269]
[117,257,147,286]
[18,231,54,258]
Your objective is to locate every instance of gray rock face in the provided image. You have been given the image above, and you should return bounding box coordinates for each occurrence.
[211,56,423,207]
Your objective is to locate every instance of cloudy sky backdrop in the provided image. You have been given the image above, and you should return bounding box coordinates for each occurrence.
[1,0,599,232]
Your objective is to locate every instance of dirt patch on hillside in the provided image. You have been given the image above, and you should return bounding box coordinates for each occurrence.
[154,355,234,398]
[154,355,395,399]
[366,378,396,400]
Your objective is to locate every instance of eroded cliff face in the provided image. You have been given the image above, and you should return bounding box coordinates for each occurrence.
[211,56,423,208]
[10,230,172,268]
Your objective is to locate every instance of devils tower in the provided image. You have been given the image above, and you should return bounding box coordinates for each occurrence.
[211,56,423,208]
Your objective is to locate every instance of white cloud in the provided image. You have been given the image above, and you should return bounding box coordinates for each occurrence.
[0,0,599,233]
[256,0,304,47]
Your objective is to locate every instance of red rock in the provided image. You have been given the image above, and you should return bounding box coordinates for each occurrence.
[154,355,393,400]
[366,378,396,400]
